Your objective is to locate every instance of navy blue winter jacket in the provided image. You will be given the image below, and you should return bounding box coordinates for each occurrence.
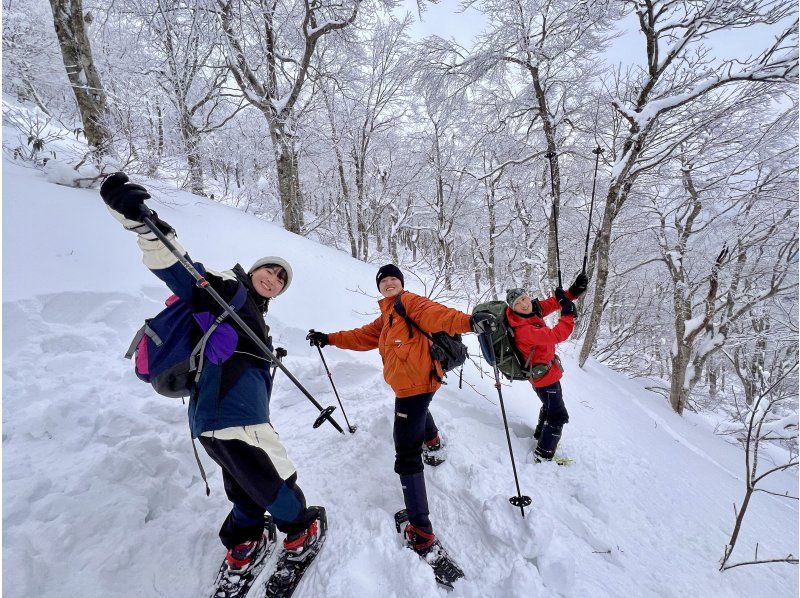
[151,259,274,437]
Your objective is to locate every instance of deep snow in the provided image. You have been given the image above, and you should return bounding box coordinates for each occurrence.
[3,158,798,598]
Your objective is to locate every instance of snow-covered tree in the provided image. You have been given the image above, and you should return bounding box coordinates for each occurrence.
[48,0,110,153]
[215,0,363,233]
[579,0,798,369]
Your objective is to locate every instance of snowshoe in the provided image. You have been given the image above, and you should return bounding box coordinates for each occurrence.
[211,515,277,598]
[533,454,573,466]
[394,509,464,590]
[262,506,327,598]
[422,435,445,467]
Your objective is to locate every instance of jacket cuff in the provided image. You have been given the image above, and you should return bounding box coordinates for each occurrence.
[566,289,577,301]
[327,332,341,347]
[458,313,472,334]
[138,233,184,270]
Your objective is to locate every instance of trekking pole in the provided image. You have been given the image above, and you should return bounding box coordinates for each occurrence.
[545,151,562,288]
[582,146,604,275]
[480,324,532,518]
[139,211,345,435]
[310,336,357,434]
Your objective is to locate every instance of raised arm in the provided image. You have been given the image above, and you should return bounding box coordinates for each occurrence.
[328,316,383,351]
[100,172,200,301]
[402,293,472,336]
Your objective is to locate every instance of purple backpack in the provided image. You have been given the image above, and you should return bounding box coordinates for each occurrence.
[125,283,247,398]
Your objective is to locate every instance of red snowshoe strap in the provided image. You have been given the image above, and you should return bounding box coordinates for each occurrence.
[284,520,318,550]
[405,523,436,550]
[425,435,441,448]
[226,538,259,568]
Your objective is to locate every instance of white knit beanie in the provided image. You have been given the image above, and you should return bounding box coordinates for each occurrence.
[248,256,293,295]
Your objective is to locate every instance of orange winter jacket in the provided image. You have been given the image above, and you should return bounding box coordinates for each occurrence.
[328,291,472,398]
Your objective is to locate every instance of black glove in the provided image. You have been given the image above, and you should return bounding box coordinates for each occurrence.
[560,298,576,317]
[554,286,567,303]
[275,347,288,359]
[470,312,496,333]
[568,273,589,298]
[531,298,543,318]
[100,172,151,221]
[306,330,329,348]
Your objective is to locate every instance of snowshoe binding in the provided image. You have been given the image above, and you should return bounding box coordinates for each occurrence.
[211,515,277,598]
[394,509,464,590]
[262,506,327,598]
[533,453,573,466]
[422,435,445,467]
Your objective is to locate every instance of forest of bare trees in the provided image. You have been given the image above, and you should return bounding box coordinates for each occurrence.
[4,0,798,426]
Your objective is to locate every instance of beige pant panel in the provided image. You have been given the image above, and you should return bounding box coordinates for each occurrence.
[201,424,297,480]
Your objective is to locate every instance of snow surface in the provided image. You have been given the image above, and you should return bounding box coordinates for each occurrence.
[3,160,798,597]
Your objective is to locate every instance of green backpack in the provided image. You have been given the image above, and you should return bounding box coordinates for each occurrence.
[473,301,555,382]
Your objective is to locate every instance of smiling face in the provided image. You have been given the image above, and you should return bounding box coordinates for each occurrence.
[250,265,286,298]
[512,293,533,315]
[378,276,403,298]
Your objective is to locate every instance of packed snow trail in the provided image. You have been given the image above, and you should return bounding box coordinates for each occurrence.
[4,161,797,597]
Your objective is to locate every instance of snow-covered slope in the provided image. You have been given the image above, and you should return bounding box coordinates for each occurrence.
[3,160,798,598]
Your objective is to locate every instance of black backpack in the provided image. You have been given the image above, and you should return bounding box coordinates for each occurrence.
[393,294,468,383]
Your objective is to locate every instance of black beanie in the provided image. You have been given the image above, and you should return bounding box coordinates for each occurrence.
[376,264,404,289]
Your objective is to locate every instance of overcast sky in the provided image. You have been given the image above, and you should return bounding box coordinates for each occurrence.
[397,0,792,68]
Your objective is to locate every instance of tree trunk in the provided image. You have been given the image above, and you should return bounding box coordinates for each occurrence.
[708,361,718,400]
[670,343,691,415]
[579,192,615,366]
[177,114,204,196]
[270,124,304,233]
[545,159,561,287]
[48,0,110,153]
[486,184,497,299]
[531,65,561,287]
[186,146,205,196]
[389,225,398,263]
[720,484,754,570]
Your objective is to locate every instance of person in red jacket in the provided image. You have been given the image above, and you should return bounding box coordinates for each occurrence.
[505,273,588,461]
[306,265,492,558]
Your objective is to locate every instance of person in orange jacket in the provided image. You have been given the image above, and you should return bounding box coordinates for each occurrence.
[306,264,493,555]
[504,273,588,461]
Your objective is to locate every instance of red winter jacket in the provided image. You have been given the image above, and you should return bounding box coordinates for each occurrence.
[506,294,575,388]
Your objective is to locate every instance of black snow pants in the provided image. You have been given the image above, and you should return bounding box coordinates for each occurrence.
[533,381,569,460]
[393,392,439,532]
[199,424,317,548]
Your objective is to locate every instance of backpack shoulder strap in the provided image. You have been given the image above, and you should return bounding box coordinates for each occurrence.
[193,281,248,374]
[124,325,147,359]
[394,293,434,342]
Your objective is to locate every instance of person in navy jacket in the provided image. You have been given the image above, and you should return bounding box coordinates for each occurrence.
[100,173,322,575]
